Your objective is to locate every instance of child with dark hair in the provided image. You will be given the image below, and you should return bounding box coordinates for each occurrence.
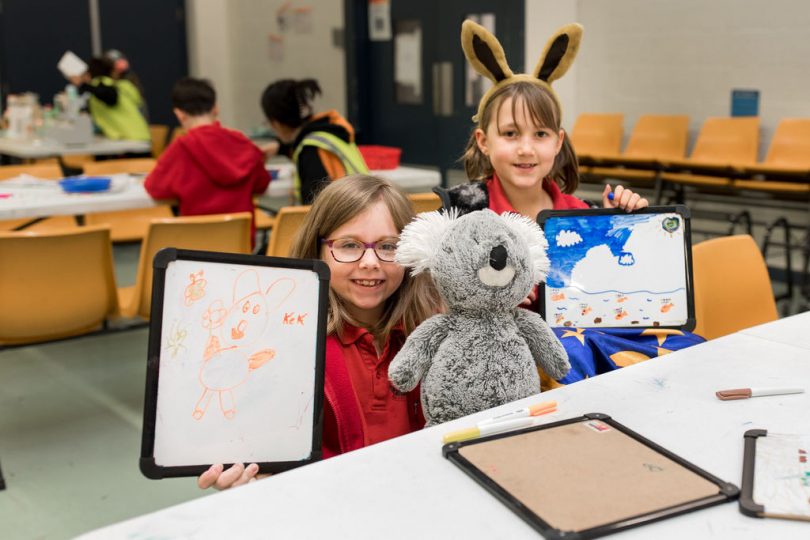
[70,56,149,140]
[260,78,367,204]
[145,77,270,246]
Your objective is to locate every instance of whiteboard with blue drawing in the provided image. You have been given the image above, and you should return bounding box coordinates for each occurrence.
[140,248,330,479]
[537,206,694,330]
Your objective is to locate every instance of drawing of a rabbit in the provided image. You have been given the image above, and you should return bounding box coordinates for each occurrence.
[193,270,295,420]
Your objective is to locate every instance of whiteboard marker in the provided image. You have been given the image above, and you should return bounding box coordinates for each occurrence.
[477,401,556,426]
[442,416,540,445]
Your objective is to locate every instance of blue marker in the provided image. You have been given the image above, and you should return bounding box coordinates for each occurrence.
[607,191,615,201]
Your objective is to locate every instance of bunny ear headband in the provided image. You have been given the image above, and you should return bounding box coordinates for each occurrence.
[461,19,583,123]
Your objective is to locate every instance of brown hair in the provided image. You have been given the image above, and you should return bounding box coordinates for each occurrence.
[288,175,441,343]
[462,81,579,194]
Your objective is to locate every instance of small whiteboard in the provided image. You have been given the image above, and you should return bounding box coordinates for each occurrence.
[140,249,329,479]
[537,206,695,330]
[444,414,738,538]
[741,429,810,521]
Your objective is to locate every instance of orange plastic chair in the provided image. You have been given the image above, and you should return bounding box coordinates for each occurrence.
[118,212,252,320]
[266,206,311,257]
[83,158,156,176]
[82,158,168,242]
[0,163,79,232]
[149,124,170,158]
[586,115,690,185]
[408,192,442,214]
[0,226,119,345]
[570,113,624,163]
[660,117,760,192]
[733,118,810,196]
[692,235,778,340]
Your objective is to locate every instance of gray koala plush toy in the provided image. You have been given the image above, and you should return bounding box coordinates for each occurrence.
[388,209,570,426]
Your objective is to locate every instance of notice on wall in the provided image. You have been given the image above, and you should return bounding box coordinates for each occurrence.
[394,20,422,104]
[369,0,392,41]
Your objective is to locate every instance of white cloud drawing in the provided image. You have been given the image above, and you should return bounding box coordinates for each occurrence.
[556,229,582,248]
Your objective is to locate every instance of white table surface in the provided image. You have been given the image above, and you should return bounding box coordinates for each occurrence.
[263,163,441,200]
[0,165,442,221]
[77,313,810,540]
[0,136,150,158]
[739,310,810,350]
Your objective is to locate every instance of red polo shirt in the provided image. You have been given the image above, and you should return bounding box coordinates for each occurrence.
[486,173,589,215]
[336,324,416,446]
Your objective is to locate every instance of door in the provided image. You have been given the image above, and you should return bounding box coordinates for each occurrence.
[98,0,188,126]
[347,0,524,181]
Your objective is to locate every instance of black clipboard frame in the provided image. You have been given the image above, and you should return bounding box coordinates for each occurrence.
[140,248,330,479]
[740,428,768,517]
[536,205,696,331]
[443,413,739,539]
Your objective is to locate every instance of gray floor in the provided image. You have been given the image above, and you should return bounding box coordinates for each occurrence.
[0,244,204,540]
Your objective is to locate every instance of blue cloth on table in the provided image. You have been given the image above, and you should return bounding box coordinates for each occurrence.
[552,328,706,384]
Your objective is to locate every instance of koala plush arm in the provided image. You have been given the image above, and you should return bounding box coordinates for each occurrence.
[513,309,571,380]
[388,314,451,392]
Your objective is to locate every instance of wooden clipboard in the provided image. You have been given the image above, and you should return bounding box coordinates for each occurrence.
[741,429,810,522]
[444,413,738,539]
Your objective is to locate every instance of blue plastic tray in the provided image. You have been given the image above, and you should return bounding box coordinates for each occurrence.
[59,176,112,193]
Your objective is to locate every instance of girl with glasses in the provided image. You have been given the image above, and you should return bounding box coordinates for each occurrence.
[198,175,442,490]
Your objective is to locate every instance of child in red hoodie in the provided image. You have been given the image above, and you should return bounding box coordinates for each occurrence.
[144,78,270,246]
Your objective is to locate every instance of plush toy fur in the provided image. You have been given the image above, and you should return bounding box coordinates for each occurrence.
[461,19,583,122]
[388,209,570,426]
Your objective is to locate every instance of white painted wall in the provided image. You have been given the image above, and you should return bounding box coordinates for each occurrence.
[186,0,346,133]
[527,0,810,157]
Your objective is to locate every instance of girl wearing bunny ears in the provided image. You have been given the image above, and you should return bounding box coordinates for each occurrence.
[437,20,648,220]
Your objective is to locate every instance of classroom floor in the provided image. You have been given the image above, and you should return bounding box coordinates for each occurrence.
[0,243,204,540]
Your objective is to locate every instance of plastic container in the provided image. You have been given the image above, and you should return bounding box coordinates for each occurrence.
[59,176,112,193]
[358,145,402,170]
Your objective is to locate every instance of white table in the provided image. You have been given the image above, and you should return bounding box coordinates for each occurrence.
[0,165,442,221]
[263,163,441,200]
[77,314,810,539]
[0,175,161,221]
[0,136,150,159]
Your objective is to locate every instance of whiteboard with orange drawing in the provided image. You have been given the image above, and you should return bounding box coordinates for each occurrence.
[140,248,330,479]
[537,206,695,331]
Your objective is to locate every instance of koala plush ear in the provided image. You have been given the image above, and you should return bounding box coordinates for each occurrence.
[500,212,550,283]
[396,209,459,275]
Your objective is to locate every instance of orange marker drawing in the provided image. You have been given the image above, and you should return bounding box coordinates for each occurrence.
[660,303,674,313]
[551,292,566,301]
[184,270,207,306]
[193,271,296,420]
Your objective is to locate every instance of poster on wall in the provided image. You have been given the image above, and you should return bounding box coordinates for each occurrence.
[465,13,495,107]
[394,20,422,104]
[369,0,392,41]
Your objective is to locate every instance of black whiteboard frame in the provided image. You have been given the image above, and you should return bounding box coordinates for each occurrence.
[536,205,695,331]
[140,248,330,479]
[444,413,739,539]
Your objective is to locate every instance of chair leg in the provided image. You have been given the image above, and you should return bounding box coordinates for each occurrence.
[761,217,794,303]
[0,459,6,490]
[728,210,752,236]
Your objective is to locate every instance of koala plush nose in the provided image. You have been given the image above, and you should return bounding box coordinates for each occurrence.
[489,245,507,271]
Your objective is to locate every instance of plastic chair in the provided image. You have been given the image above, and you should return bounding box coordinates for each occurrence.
[118,212,252,320]
[408,192,442,214]
[585,115,690,185]
[82,158,156,176]
[692,235,778,340]
[570,113,624,163]
[82,158,166,241]
[266,206,311,257]
[0,163,79,232]
[0,226,119,345]
[149,124,170,158]
[660,117,760,196]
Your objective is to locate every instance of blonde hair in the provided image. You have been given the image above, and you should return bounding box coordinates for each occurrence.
[289,174,441,342]
[462,81,579,194]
